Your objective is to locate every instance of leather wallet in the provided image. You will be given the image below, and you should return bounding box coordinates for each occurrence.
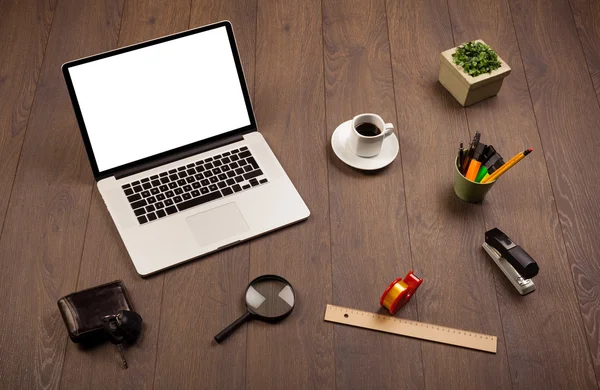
[57,280,134,343]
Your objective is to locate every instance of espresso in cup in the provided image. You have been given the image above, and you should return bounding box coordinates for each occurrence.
[355,122,382,137]
[348,113,394,157]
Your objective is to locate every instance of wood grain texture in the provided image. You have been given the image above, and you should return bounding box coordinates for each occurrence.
[385,0,512,388]
[152,1,256,389]
[0,0,123,388]
[569,0,600,101]
[510,0,600,385]
[447,0,598,388]
[247,0,334,388]
[0,0,56,241]
[322,0,424,388]
[59,1,189,388]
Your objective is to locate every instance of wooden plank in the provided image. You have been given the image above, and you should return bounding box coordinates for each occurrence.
[510,0,600,384]
[58,1,190,388]
[569,0,600,100]
[0,0,56,238]
[0,0,123,388]
[152,2,256,389]
[322,0,424,387]
[447,0,598,387]
[385,0,513,387]
[246,0,334,388]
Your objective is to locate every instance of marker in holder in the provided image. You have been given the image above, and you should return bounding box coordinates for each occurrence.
[380,271,423,315]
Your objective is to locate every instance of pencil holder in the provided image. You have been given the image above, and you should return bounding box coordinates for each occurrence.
[453,157,495,203]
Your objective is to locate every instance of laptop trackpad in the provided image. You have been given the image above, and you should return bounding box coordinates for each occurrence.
[186,202,250,247]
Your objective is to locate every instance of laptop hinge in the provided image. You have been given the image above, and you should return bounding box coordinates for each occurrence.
[114,134,245,180]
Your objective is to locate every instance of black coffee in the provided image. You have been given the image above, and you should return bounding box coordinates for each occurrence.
[355,122,382,137]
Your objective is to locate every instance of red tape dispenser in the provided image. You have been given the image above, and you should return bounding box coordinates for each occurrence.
[380,271,423,315]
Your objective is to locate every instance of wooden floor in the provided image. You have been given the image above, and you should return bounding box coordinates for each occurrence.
[1,0,600,388]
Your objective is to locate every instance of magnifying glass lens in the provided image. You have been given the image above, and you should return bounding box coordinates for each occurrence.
[246,278,295,318]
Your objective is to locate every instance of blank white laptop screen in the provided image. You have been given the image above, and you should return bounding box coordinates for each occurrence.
[67,26,251,172]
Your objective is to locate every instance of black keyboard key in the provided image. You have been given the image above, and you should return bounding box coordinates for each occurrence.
[127,193,141,203]
[218,182,226,189]
[146,205,155,212]
[249,179,259,187]
[240,146,248,151]
[168,182,177,189]
[124,188,134,196]
[178,172,188,179]
[204,162,214,169]
[168,169,177,174]
[177,191,222,212]
[222,165,230,172]
[223,152,231,156]
[201,179,210,186]
[177,179,186,186]
[187,168,196,175]
[141,178,150,183]
[169,174,178,181]
[192,182,201,189]
[191,190,200,197]
[213,160,223,167]
[244,169,264,181]
[141,190,151,198]
[209,184,218,192]
[147,196,156,203]
[151,188,159,195]
[138,216,148,224]
[243,165,253,173]
[132,181,140,186]
[232,184,242,192]
[227,171,236,178]
[200,187,209,194]
[182,193,192,200]
[239,150,251,158]
[204,170,213,178]
[229,162,239,169]
[183,185,192,192]
[166,206,177,215]
[242,184,251,190]
[175,188,183,195]
[195,173,204,180]
[156,194,165,201]
[165,199,174,206]
[156,209,166,218]
[160,172,168,177]
[174,195,183,203]
[235,176,244,183]
[221,187,233,196]
[186,163,195,168]
[122,183,131,189]
[177,166,186,171]
[235,168,245,175]
[186,176,195,183]
[166,190,174,198]
[160,177,170,184]
[205,157,213,162]
[213,154,222,159]
[151,175,159,180]
[231,148,239,153]
[155,201,164,209]
[131,199,147,209]
[133,185,143,193]
[143,183,152,190]
[221,157,231,164]
[147,212,157,221]
[213,167,222,174]
[247,157,258,169]
[134,208,145,216]
[218,173,227,181]
[259,178,268,184]
[230,154,240,161]
[210,176,218,183]
[159,185,169,192]
[226,178,235,186]
[151,180,161,187]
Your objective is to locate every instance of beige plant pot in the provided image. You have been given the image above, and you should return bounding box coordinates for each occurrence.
[439,39,511,106]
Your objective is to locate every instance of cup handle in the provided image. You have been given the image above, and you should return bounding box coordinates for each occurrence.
[383,123,394,138]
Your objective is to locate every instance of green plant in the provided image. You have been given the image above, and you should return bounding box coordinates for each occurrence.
[452,41,501,77]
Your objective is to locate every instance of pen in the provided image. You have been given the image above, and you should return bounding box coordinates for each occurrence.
[461,132,480,174]
[458,142,464,170]
[481,148,533,183]
[465,143,487,181]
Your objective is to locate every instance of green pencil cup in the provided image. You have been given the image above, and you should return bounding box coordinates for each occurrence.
[453,157,496,203]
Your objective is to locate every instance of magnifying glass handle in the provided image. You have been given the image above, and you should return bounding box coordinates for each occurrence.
[214,311,251,343]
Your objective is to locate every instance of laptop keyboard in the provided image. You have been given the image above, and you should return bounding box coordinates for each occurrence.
[121,146,268,224]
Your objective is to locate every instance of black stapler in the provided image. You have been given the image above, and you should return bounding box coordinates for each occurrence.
[482,228,539,295]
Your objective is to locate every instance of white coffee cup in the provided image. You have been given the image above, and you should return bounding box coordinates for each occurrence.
[347,113,394,157]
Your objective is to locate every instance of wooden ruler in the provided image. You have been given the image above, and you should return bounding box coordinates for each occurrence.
[324,304,497,353]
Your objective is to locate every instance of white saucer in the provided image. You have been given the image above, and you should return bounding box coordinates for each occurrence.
[331,120,399,170]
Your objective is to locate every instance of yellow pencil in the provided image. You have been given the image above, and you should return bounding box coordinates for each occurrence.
[481,148,533,183]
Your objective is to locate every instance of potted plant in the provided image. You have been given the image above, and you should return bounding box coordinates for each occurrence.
[439,40,511,106]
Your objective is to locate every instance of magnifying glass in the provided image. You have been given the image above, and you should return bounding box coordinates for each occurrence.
[214,274,296,343]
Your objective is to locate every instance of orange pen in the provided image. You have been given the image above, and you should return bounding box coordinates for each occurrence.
[465,143,486,181]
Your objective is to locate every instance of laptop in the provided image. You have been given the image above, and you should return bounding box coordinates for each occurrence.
[62,21,310,276]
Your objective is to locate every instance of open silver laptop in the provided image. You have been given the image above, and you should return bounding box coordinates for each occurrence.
[63,21,309,276]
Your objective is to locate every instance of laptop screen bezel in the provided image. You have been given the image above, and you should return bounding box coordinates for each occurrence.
[62,21,256,181]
